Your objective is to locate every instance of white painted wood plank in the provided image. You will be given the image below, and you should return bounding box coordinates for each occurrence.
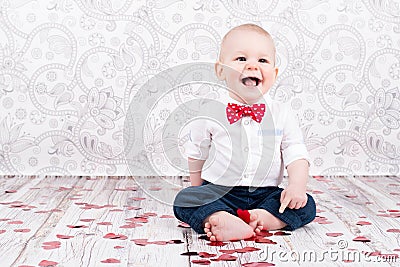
[0,176,80,266]
[298,175,400,267]
[127,176,189,267]
[11,176,189,267]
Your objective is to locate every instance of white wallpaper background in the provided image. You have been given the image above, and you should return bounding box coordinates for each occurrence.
[0,0,399,177]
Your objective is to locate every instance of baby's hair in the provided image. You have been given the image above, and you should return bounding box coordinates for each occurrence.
[218,23,276,62]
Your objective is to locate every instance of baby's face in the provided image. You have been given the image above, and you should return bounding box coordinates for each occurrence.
[215,29,278,104]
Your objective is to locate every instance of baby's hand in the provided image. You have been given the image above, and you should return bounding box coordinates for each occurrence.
[279,186,307,213]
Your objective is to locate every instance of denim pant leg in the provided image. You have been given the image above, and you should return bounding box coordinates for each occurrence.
[173,183,237,234]
[254,188,317,231]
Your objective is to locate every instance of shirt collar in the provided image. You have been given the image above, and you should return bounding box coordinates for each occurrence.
[221,92,271,106]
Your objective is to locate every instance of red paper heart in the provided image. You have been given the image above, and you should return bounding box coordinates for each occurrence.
[326,233,343,237]
[149,187,162,191]
[318,221,333,224]
[130,197,146,201]
[211,254,237,261]
[353,236,370,242]
[119,223,142,229]
[312,190,324,194]
[160,215,175,218]
[151,241,168,245]
[8,220,23,224]
[177,222,190,228]
[56,234,74,239]
[126,217,148,223]
[198,252,217,258]
[236,247,261,253]
[131,239,149,246]
[237,209,251,223]
[356,221,371,226]
[103,233,128,240]
[219,249,236,254]
[42,241,61,250]
[220,247,261,254]
[256,230,272,237]
[387,229,400,233]
[255,238,276,244]
[66,225,87,228]
[97,222,112,225]
[126,206,141,210]
[143,212,157,217]
[100,258,120,263]
[207,241,228,246]
[191,259,211,265]
[14,229,30,233]
[38,260,58,266]
[274,231,291,236]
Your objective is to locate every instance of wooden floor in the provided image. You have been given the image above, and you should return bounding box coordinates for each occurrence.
[0,175,399,267]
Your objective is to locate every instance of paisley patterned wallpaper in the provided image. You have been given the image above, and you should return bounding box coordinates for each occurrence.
[0,0,399,176]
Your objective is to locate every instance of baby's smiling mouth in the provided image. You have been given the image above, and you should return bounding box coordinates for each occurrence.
[241,77,261,87]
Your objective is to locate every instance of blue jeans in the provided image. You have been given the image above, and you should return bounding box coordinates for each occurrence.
[173,181,316,234]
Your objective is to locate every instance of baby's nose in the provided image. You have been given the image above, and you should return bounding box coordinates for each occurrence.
[245,63,259,70]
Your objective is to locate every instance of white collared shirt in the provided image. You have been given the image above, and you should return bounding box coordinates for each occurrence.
[183,94,309,187]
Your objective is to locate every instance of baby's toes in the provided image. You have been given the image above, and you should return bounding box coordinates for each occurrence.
[250,212,258,222]
[247,211,260,229]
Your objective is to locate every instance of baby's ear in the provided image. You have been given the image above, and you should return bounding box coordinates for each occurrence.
[214,61,225,80]
[274,67,279,78]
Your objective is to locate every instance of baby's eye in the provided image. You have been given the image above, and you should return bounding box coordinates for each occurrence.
[236,56,246,61]
[259,58,269,63]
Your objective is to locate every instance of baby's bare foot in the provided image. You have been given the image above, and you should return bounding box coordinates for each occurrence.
[247,212,264,234]
[248,209,287,231]
[203,211,255,241]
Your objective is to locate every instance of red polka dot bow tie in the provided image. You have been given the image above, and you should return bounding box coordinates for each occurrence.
[226,103,266,124]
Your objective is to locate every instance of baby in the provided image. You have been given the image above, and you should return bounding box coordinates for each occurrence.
[173,23,316,241]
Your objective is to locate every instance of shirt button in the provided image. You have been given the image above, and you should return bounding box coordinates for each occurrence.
[244,120,250,125]
[243,147,249,152]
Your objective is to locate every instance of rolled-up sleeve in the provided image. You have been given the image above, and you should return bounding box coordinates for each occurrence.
[281,106,310,168]
[184,117,211,160]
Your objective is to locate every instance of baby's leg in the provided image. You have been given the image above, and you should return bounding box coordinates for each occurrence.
[173,183,235,234]
[203,211,255,241]
[249,188,317,231]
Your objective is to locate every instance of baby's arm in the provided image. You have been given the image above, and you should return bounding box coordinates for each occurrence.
[188,157,205,186]
[279,159,309,213]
